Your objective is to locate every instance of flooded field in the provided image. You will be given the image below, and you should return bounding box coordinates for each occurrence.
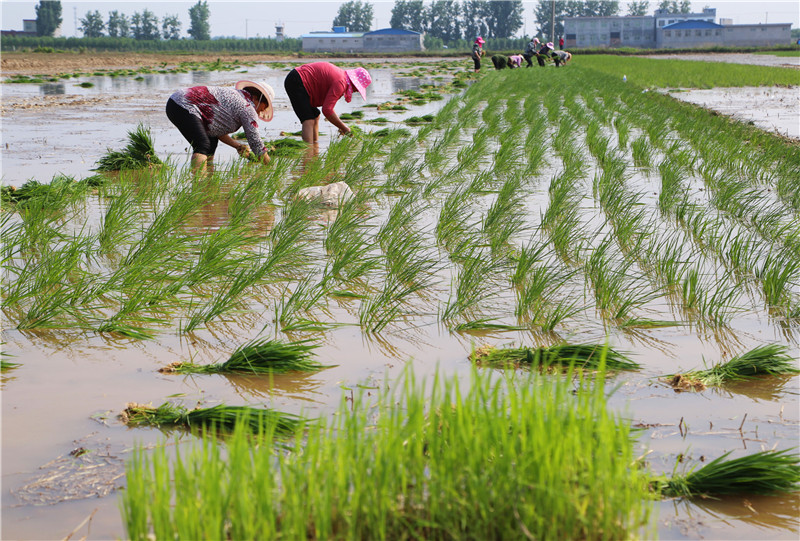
[2,55,799,540]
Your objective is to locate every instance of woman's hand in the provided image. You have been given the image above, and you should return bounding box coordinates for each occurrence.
[236,145,251,158]
[339,126,352,137]
[260,153,271,165]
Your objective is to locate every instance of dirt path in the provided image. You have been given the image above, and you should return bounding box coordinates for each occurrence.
[0,51,298,76]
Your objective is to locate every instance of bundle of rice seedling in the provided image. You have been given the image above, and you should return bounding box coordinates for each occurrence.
[264,138,308,158]
[120,402,304,436]
[93,124,163,171]
[470,343,640,371]
[160,338,329,375]
[654,449,800,498]
[667,344,799,391]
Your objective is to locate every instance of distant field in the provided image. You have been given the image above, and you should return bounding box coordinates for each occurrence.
[576,54,800,88]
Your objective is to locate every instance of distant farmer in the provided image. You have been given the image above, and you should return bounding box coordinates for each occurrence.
[508,54,524,69]
[471,36,486,72]
[166,80,274,173]
[537,41,554,67]
[559,36,565,49]
[491,54,509,70]
[283,61,372,146]
[551,50,572,67]
[523,38,540,68]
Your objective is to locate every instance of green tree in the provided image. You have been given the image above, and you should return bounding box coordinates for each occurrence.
[679,0,692,13]
[462,0,490,41]
[35,0,62,37]
[484,0,523,38]
[162,14,182,40]
[627,0,650,16]
[131,9,160,40]
[390,0,426,32]
[107,10,130,38]
[188,1,211,40]
[333,1,374,32]
[534,0,619,42]
[426,0,462,42]
[79,10,105,38]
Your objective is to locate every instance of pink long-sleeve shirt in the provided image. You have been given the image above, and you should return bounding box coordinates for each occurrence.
[295,62,349,119]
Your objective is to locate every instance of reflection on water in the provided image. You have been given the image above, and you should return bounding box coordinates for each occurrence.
[41,82,66,95]
[665,492,800,538]
[223,370,328,402]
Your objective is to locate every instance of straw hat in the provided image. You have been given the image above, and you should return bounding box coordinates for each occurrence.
[345,67,372,102]
[235,80,275,122]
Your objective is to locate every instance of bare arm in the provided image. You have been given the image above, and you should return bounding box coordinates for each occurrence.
[323,110,351,137]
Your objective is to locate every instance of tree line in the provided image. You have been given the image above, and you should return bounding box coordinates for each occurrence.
[332,0,695,43]
[29,0,702,46]
[31,0,211,40]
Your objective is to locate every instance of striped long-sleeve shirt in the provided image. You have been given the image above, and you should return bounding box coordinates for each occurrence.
[169,86,266,156]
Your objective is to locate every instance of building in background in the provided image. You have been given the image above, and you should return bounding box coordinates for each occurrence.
[564,7,792,49]
[1,19,38,38]
[302,27,423,53]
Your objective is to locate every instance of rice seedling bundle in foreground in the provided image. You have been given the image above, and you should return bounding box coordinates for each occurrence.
[94,124,163,171]
[667,344,799,391]
[654,449,800,498]
[471,342,641,371]
[160,338,328,375]
[120,402,304,437]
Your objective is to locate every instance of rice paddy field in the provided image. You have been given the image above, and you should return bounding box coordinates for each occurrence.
[2,54,799,540]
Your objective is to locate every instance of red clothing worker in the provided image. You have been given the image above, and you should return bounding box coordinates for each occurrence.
[283,61,372,145]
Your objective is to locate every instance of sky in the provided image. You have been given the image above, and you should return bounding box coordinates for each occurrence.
[2,0,798,39]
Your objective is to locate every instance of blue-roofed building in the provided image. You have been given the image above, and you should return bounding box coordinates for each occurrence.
[564,7,792,50]
[302,28,423,53]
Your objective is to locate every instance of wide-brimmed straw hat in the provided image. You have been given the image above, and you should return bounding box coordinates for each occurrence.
[345,67,372,102]
[235,80,275,121]
[546,42,554,49]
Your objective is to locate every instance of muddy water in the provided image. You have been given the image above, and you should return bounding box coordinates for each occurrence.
[2,59,799,540]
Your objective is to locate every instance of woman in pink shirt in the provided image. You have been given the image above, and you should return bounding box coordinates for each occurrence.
[283,62,372,146]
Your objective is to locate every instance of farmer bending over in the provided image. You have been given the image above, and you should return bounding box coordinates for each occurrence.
[551,50,572,67]
[537,42,554,66]
[523,38,540,68]
[284,62,372,152]
[166,80,274,173]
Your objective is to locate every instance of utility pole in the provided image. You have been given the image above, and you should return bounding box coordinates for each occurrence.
[550,0,555,42]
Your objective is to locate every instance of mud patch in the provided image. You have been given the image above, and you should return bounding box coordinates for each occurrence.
[11,435,126,506]
[667,86,799,139]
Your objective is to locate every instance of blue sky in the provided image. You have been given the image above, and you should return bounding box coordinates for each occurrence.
[2,1,798,39]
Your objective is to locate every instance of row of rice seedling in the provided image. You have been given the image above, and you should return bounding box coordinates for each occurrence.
[4,59,797,340]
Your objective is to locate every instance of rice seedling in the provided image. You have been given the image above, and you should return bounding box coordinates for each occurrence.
[93,124,163,172]
[666,344,799,391]
[120,402,304,437]
[482,172,529,255]
[631,136,652,170]
[654,449,800,498]
[161,338,327,375]
[122,367,653,540]
[470,342,640,371]
[441,248,506,325]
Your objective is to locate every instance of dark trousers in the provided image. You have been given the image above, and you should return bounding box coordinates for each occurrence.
[523,54,533,67]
